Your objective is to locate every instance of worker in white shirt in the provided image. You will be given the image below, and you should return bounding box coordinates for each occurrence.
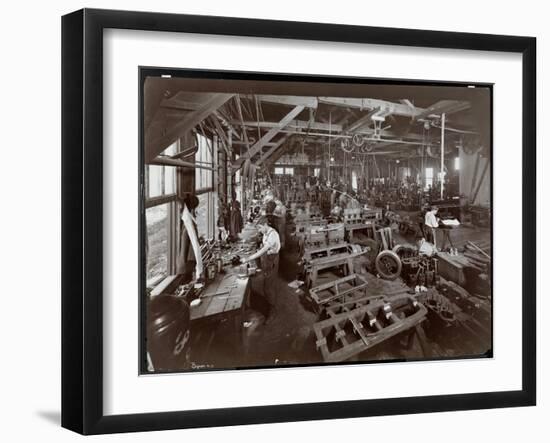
[241,216,281,324]
[263,190,286,249]
[424,206,440,249]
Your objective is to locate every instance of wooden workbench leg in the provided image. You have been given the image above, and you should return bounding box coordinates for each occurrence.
[347,258,354,276]
[310,268,318,288]
[235,314,245,355]
[415,324,432,358]
[204,330,217,361]
[405,328,417,350]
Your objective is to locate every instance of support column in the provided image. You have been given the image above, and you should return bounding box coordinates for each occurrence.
[227,131,234,202]
[440,113,445,199]
[178,132,195,197]
[216,135,227,207]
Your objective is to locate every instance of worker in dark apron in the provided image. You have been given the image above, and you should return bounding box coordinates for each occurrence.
[241,216,281,325]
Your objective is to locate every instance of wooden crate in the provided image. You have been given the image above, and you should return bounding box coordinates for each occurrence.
[313,294,427,363]
[437,252,470,287]
[309,273,369,307]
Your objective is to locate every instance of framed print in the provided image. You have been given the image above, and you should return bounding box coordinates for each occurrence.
[61,8,536,435]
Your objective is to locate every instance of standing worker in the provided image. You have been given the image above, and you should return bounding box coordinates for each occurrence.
[241,216,281,325]
[263,190,286,249]
[177,194,203,282]
[424,206,440,249]
[229,198,244,240]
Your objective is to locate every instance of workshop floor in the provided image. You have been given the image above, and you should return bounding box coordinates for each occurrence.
[188,223,491,371]
[188,252,428,370]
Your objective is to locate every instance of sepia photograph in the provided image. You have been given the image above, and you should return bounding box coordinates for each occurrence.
[141,71,492,373]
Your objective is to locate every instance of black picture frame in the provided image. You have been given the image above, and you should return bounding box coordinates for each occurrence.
[62,8,536,435]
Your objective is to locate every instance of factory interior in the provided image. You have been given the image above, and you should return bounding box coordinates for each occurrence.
[144,77,492,373]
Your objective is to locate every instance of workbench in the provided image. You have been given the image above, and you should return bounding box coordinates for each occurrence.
[190,270,251,346]
[437,252,470,287]
[437,224,458,250]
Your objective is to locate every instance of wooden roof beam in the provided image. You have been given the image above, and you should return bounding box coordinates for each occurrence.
[233,95,251,154]
[213,110,239,139]
[228,119,342,132]
[318,97,424,118]
[258,95,318,108]
[415,100,471,120]
[345,109,381,133]
[242,105,305,160]
[232,141,277,146]
[400,99,415,109]
[145,93,234,162]
[256,135,291,165]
